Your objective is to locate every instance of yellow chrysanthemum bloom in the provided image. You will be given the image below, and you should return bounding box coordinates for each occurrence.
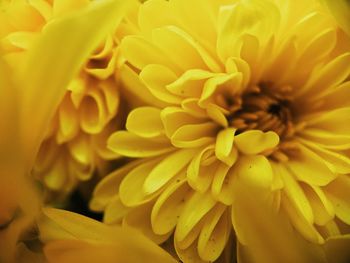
[0,0,138,193]
[91,0,350,262]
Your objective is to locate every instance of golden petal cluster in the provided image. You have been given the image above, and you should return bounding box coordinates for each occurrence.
[89,0,350,262]
[0,0,139,193]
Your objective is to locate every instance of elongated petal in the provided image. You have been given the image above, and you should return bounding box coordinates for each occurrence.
[126,107,164,138]
[40,209,177,263]
[108,131,173,158]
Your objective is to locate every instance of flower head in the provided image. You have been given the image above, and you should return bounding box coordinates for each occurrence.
[92,0,350,261]
[0,0,136,193]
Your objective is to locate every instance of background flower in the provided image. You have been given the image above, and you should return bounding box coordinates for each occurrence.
[91,0,350,262]
[0,0,138,195]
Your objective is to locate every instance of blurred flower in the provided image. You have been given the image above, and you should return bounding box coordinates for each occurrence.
[0,0,130,261]
[91,0,350,262]
[0,0,138,194]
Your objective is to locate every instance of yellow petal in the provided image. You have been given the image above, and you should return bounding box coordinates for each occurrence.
[300,128,350,151]
[123,202,171,244]
[282,192,324,244]
[40,208,113,242]
[161,107,205,137]
[79,88,110,134]
[175,191,216,242]
[121,36,180,72]
[90,161,141,211]
[166,69,215,98]
[207,104,229,127]
[108,131,173,158]
[235,155,274,190]
[299,53,350,99]
[144,149,196,194]
[296,28,336,71]
[151,26,208,71]
[175,239,206,263]
[187,145,219,193]
[215,128,236,165]
[198,205,230,262]
[300,139,350,174]
[2,31,38,50]
[279,164,314,224]
[181,98,208,118]
[140,64,182,104]
[302,184,334,226]
[126,107,164,138]
[324,175,350,225]
[217,0,280,61]
[138,0,175,34]
[211,163,236,205]
[57,96,79,143]
[171,122,217,148]
[119,159,161,207]
[199,73,242,107]
[303,107,350,135]
[233,180,326,263]
[235,130,279,155]
[103,195,129,225]
[151,180,190,235]
[52,0,89,17]
[286,144,337,186]
[119,63,166,108]
[68,134,91,165]
[40,209,177,263]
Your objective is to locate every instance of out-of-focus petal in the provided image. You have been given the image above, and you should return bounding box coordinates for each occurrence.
[40,208,178,263]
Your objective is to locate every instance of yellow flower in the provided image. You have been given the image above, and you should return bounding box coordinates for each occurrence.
[0,0,130,261]
[0,0,137,193]
[91,0,350,262]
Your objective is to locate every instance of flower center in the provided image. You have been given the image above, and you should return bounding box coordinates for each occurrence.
[223,83,301,162]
